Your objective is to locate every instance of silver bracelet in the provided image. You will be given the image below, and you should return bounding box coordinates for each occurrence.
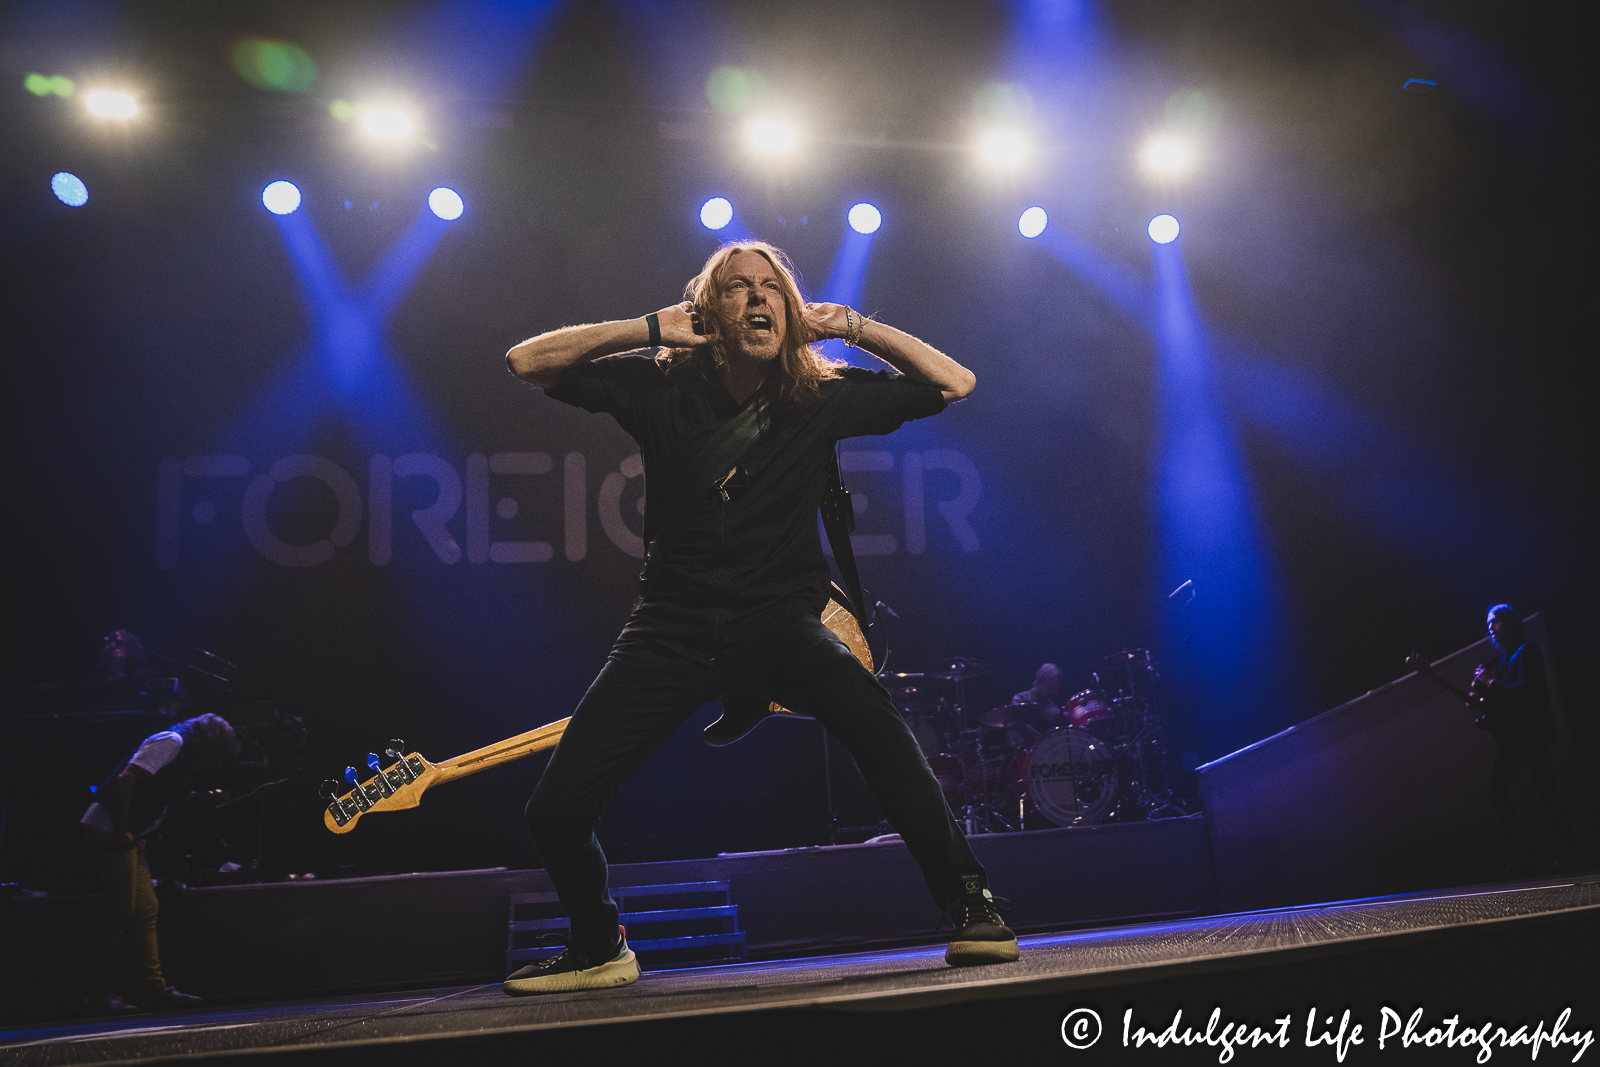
[843,307,865,348]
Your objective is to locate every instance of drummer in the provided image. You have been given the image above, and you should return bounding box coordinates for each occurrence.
[1010,664,1066,729]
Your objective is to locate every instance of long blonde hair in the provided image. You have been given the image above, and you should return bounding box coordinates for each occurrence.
[657,241,842,406]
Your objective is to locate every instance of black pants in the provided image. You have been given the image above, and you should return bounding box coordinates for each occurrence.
[525,595,985,952]
[1487,732,1573,862]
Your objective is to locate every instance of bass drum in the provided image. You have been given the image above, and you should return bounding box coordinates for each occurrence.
[1020,727,1119,826]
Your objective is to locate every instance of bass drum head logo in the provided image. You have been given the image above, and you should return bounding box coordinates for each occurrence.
[1024,727,1118,826]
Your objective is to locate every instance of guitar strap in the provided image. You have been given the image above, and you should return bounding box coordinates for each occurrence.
[639,389,771,594]
[689,390,771,501]
[640,386,870,629]
[820,447,868,627]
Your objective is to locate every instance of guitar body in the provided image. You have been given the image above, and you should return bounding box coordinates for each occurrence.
[702,587,874,748]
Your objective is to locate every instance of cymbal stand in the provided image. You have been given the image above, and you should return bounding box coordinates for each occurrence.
[1118,662,1188,820]
[955,702,1025,835]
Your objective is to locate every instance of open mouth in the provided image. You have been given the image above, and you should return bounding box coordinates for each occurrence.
[745,314,773,331]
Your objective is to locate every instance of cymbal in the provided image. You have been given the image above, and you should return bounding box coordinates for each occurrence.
[980,702,1053,728]
[979,704,1024,728]
[881,659,990,683]
[925,657,990,681]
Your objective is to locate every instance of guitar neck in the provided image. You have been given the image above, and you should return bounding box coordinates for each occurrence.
[430,717,571,785]
[1411,662,1472,705]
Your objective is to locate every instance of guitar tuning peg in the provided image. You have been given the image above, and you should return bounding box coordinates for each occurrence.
[318,779,343,799]
[385,739,405,759]
[367,753,381,771]
[344,766,358,785]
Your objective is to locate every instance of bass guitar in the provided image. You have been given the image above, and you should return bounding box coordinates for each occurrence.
[1404,652,1501,736]
[700,586,873,747]
[323,717,570,834]
[323,584,872,833]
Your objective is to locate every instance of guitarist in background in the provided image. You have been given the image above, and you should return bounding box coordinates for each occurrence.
[1477,605,1576,876]
[80,712,238,1013]
[501,241,1017,995]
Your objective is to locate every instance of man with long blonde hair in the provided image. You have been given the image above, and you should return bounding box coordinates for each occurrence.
[503,241,1015,994]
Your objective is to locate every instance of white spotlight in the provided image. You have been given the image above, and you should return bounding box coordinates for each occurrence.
[977,128,1032,170]
[1139,134,1196,180]
[262,180,303,216]
[847,203,882,235]
[361,106,415,141]
[1018,206,1048,239]
[700,197,734,231]
[744,117,800,157]
[428,187,464,220]
[1148,214,1180,244]
[84,90,137,119]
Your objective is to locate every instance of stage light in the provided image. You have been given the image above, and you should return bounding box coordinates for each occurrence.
[25,73,76,98]
[1148,214,1180,244]
[230,38,317,93]
[848,203,882,235]
[1139,133,1197,181]
[1018,206,1048,239]
[360,106,415,141]
[974,82,1035,124]
[84,90,136,119]
[700,197,734,231]
[428,187,464,220]
[976,128,1032,170]
[707,67,768,115]
[51,172,88,207]
[262,180,302,215]
[744,117,799,157]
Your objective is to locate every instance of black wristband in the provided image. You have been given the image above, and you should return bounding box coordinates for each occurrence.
[645,312,661,347]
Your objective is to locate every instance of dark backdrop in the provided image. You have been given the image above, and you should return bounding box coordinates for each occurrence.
[3,0,1593,891]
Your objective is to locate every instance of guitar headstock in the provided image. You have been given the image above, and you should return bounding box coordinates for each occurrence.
[321,740,436,834]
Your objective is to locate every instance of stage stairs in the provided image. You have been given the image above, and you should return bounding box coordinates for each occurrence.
[507,880,747,970]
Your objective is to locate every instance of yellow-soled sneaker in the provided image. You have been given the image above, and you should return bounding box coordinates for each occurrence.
[944,888,1020,966]
[504,927,639,996]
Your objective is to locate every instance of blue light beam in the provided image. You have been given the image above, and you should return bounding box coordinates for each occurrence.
[264,199,452,416]
[816,207,880,365]
[1151,240,1297,752]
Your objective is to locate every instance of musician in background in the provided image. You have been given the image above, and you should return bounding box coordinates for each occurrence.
[80,713,238,1013]
[1475,605,1576,876]
[1011,663,1065,729]
[97,629,152,681]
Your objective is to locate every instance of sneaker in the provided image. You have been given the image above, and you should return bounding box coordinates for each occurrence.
[136,986,202,1009]
[504,926,639,996]
[84,993,140,1015]
[943,888,1020,966]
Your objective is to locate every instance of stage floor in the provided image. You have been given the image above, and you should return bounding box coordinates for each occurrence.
[6,871,1596,1065]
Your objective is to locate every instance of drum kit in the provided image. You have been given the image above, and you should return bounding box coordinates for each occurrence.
[880,648,1186,833]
